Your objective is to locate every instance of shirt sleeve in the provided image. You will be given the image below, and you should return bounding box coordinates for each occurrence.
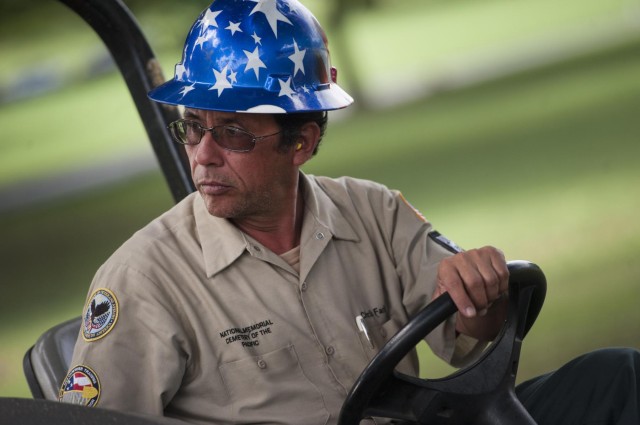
[59,261,190,416]
[386,191,487,368]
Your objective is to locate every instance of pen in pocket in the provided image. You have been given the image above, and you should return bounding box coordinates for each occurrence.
[356,315,374,349]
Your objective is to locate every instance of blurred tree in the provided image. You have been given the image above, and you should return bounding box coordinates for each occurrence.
[0,0,379,107]
[0,0,190,20]
[326,0,379,110]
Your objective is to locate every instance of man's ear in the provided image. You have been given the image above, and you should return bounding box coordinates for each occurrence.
[292,122,321,166]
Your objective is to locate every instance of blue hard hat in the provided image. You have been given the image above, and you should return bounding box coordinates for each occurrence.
[148,0,354,113]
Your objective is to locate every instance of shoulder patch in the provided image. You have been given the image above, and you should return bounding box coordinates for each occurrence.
[428,231,464,254]
[82,288,119,342]
[398,192,427,223]
[58,365,101,406]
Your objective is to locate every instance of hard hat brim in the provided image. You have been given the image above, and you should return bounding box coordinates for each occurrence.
[148,78,354,113]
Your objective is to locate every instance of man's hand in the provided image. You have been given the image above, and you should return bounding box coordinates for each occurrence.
[433,247,509,341]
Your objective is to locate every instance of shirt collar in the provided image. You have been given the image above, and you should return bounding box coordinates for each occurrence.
[195,172,359,278]
[194,195,248,278]
[300,173,359,243]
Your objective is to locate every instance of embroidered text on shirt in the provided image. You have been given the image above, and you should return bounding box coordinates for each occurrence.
[219,319,275,347]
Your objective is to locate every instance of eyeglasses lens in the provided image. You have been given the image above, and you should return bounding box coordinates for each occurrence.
[170,121,253,152]
[216,126,253,152]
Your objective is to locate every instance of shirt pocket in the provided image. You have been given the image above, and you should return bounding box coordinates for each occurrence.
[219,345,329,425]
[357,317,419,377]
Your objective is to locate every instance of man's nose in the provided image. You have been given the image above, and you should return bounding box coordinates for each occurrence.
[194,131,224,166]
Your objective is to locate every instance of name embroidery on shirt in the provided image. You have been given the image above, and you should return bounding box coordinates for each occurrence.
[219,319,274,348]
[360,305,387,319]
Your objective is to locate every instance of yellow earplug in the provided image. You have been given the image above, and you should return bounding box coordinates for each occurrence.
[296,143,303,151]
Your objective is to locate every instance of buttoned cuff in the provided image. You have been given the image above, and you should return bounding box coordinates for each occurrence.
[450,333,488,368]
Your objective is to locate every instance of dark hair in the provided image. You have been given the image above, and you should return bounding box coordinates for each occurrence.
[273,111,328,156]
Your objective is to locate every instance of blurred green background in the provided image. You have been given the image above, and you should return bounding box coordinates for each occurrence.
[1,0,640,399]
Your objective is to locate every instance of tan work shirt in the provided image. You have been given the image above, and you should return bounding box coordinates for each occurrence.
[62,174,481,424]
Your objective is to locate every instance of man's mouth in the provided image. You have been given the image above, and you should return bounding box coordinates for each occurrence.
[198,180,232,196]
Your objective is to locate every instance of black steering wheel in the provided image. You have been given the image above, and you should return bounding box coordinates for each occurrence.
[338,260,546,425]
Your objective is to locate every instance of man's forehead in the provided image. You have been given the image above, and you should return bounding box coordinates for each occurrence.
[183,108,233,119]
[183,108,276,127]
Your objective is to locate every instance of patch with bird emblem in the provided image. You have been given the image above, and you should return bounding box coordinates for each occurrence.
[82,288,119,342]
[58,364,101,406]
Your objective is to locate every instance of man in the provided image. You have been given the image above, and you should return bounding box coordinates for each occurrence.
[60,0,639,424]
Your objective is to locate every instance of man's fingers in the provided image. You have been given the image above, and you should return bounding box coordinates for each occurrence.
[457,265,490,315]
[437,258,480,318]
[491,249,510,295]
[436,247,509,318]
[476,258,500,301]
[469,247,509,303]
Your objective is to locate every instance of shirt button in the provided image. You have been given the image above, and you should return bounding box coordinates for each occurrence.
[301,282,308,292]
[315,232,325,240]
[253,245,261,252]
[257,359,267,369]
[325,346,335,356]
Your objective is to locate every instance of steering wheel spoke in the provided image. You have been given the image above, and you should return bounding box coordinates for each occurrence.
[339,261,546,425]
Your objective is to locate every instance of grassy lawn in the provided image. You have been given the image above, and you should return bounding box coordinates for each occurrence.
[1,0,640,401]
[302,43,640,379]
[2,0,638,185]
[2,40,640,396]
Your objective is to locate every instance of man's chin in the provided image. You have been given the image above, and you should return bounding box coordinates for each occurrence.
[199,193,233,218]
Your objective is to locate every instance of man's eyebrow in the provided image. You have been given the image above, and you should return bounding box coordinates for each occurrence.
[182,110,240,126]
[183,110,199,120]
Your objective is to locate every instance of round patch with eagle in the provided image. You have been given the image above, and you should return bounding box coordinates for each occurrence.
[82,288,119,341]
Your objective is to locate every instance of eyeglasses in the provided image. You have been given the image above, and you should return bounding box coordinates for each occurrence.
[168,119,281,153]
